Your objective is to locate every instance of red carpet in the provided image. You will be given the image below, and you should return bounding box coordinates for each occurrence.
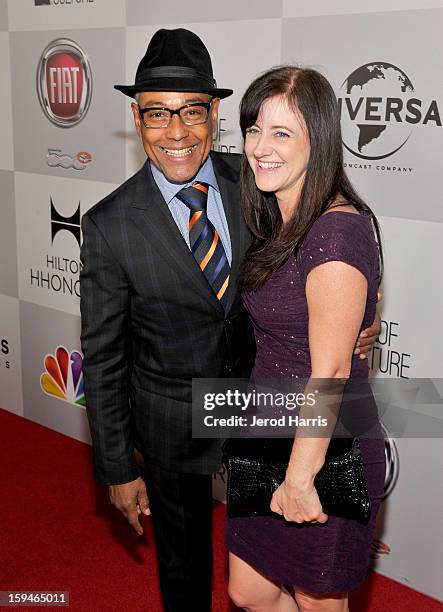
[0,408,441,612]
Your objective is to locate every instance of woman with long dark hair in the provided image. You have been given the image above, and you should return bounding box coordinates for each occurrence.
[226,66,386,612]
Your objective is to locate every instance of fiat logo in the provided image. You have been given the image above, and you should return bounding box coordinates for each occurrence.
[37,38,92,128]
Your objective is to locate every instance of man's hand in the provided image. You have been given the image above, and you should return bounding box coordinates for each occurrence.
[109,477,150,535]
[355,292,382,359]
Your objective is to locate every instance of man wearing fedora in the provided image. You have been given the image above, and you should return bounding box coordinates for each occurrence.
[80,28,379,611]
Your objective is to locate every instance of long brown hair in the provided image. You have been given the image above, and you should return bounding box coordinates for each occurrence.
[240,65,383,290]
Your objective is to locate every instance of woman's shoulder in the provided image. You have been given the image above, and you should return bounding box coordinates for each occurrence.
[308,203,375,242]
[324,202,360,215]
[298,203,378,282]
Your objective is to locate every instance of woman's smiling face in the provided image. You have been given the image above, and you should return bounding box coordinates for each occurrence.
[244,94,310,206]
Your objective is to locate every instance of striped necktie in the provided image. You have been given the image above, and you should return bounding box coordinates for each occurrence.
[176,182,230,308]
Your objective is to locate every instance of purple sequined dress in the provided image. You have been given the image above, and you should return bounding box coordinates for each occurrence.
[226,211,386,593]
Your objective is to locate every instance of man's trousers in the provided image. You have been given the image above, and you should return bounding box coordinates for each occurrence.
[144,463,214,611]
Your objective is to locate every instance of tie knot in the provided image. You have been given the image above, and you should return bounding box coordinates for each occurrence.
[176,182,209,212]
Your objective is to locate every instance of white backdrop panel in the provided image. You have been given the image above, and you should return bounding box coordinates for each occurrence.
[15,171,119,316]
[373,216,443,378]
[7,0,125,32]
[0,32,13,170]
[282,9,443,224]
[126,0,283,26]
[0,294,23,416]
[10,28,127,185]
[372,438,443,601]
[0,0,7,31]
[20,300,88,443]
[283,0,443,17]
[0,170,18,298]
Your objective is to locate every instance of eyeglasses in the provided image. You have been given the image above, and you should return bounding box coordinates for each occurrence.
[138,101,213,129]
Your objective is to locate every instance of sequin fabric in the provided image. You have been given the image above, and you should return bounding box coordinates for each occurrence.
[226,211,386,593]
[243,211,379,381]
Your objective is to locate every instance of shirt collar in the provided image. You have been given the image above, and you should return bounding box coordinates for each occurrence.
[150,155,220,205]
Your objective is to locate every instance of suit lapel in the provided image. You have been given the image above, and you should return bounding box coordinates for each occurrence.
[130,161,224,314]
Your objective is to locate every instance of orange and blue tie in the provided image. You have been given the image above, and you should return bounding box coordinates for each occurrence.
[176,182,230,308]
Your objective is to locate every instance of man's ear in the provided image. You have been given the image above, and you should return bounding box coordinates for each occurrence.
[131,102,142,137]
[211,98,220,137]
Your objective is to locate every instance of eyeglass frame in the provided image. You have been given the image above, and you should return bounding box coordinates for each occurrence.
[137,99,214,129]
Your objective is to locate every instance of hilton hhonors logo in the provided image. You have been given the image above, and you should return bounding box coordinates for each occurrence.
[51,197,81,247]
[338,62,441,163]
[29,198,82,299]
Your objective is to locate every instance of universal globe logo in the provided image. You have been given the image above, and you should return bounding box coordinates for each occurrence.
[382,427,399,499]
[338,62,441,160]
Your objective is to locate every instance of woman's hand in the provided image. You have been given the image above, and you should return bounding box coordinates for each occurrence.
[270,476,328,524]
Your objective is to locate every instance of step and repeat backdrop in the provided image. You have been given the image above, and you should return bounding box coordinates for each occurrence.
[0,0,442,601]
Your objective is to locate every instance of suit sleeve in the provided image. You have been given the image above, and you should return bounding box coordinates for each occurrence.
[80,212,141,485]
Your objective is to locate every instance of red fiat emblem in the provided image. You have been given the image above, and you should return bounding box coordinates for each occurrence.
[37,38,92,128]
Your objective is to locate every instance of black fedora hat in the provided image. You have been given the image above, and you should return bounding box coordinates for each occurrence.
[114,28,233,100]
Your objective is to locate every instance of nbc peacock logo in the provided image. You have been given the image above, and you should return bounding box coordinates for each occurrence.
[40,345,85,406]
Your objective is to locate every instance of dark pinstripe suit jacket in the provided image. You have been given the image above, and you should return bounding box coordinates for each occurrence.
[80,152,255,485]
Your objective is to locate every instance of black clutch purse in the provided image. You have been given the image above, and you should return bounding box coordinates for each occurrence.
[222,437,370,523]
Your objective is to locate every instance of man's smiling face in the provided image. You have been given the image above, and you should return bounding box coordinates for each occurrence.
[131,91,220,183]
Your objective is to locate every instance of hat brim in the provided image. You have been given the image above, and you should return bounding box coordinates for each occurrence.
[114,79,233,100]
